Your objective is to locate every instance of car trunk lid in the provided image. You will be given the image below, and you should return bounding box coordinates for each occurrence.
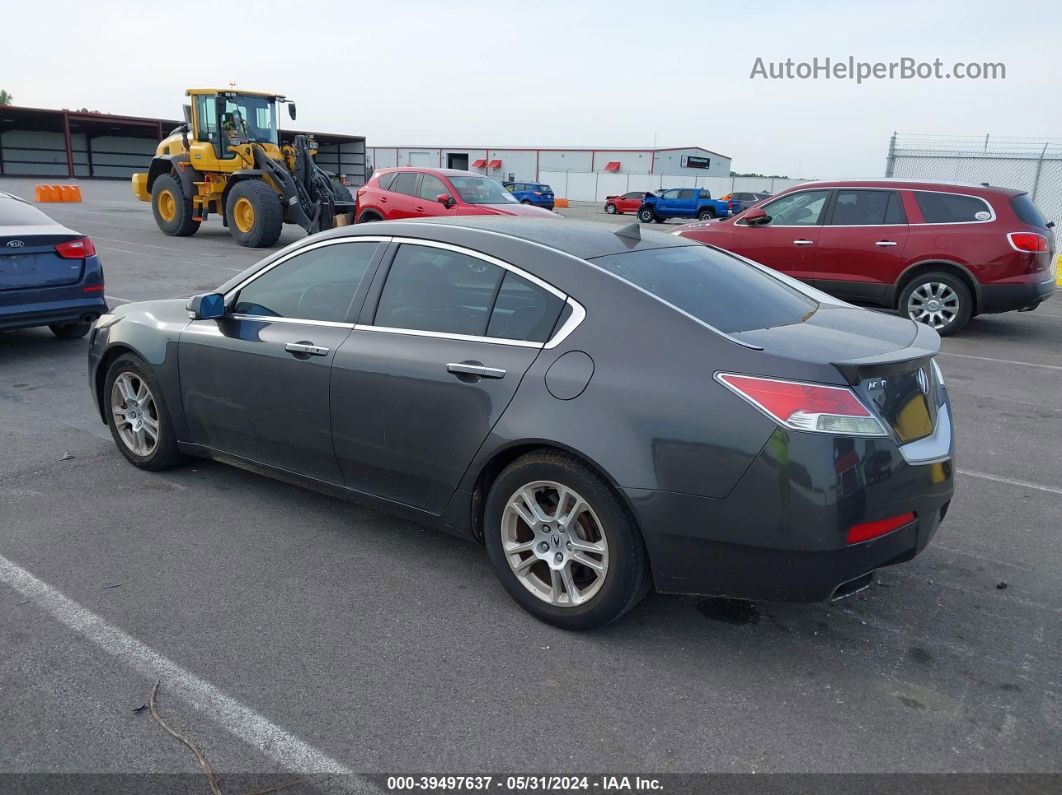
[733,305,942,443]
[0,224,85,290]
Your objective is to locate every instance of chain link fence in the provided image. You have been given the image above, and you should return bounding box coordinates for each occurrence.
[886,133,1062,235]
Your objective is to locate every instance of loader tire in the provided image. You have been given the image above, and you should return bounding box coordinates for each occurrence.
[226,180,284,248]
[332,183,354,203]
[151,174,200,237]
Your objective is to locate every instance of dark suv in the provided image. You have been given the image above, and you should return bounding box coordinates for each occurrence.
[675,179,1056,334]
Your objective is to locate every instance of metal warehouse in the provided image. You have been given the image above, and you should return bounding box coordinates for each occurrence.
[0,105,367,184]
[365,145,732,183]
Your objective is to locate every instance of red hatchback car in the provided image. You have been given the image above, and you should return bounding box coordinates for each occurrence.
[604,191,650,215]
[356,168,557,224]
[674,179,1057,334]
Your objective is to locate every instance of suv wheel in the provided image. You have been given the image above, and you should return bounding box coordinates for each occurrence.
[899,272,973,336]
[484,452,650,630]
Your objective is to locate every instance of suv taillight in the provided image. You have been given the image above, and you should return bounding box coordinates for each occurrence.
[717,373,888,437]
[55,237,96,259]
[1007,232,1048,253]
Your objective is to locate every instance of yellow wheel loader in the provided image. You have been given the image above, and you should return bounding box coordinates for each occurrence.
[131,89,354,248]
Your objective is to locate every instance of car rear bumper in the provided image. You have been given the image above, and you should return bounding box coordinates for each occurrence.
[979,275,1056,314]
[0,293,107,331]
[626,419,955,602]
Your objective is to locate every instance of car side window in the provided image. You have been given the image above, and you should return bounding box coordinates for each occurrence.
[624,192,642,199]
[377,172,398,191]
[392,172,420,196]
[374,244,505,336]
[233,242,379,323]
[678,190,696,200]
[829,190,906,225]
[487,272,565,343]
[914,191,993,223]
[661,189,680,199]
[418,174,449,201]
[761,190,830,226]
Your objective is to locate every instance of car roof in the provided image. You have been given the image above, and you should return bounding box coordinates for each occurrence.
[375,166,486,177]
[782,178,1024,196]
[349,217,700,259]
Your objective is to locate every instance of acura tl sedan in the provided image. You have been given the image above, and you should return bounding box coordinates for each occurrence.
[88,218,955,629]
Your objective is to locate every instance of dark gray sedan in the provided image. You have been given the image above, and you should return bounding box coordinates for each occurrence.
[88,218,954,629]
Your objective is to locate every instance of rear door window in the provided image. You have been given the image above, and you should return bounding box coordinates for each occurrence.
[913,191,993,223]
[678,189,697,200]
[828,190,906,225]
[589,245,818,333]
[392,172,420,197]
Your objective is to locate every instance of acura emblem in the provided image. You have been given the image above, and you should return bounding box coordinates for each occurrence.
[916,368,929,394]
[6,240,24,248]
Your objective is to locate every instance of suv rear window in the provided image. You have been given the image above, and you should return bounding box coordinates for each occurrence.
[1010,194,1048,228]
[589,245,818,333]
[914,191,993,223]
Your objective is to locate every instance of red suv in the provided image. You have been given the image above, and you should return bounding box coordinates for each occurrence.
[674,179,1056,334]
[355,168,557,224]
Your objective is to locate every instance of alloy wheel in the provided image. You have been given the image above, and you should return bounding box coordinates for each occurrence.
[501,481,609,607]
[110,372,160,457]
[907,282,960,329]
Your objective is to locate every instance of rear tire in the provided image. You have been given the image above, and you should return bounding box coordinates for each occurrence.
[899,271,973,336]
[637,207,656,223]
[151,174,200,237]
[357,210,383,223]
[49,322,90,339]
[484,451,650,630]
[103,354,186,471]
[226,180,283,248]
[697,207,716,221]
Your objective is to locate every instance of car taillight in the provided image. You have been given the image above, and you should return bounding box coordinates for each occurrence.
[55,237,96,258]
[1007,232,1048,253]
[533,191,542,196]
[716,373,888,437]
[847,512,916,544]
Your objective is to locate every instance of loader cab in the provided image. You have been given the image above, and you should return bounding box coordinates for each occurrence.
[188,89,283,168]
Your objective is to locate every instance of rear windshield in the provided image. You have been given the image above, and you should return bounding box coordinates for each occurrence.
[1011,194,1048,228]
[590,245,818,333]
[0,198,52,226]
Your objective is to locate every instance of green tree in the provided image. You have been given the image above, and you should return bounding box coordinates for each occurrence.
[0,90,13,106]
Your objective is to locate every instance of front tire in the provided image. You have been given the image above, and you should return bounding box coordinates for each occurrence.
[151,174,200,237]
[104,355,186,471]
[226,180,283,248]
[637,207,656,223]
[49,322,90,339]
[484,451,650,630]
[899,272,972,336]
[605,204,618,214]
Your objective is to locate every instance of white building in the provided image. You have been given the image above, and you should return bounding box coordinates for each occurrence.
[364,145,731,183]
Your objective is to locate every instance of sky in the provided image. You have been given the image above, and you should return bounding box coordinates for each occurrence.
[2,0,1059,179]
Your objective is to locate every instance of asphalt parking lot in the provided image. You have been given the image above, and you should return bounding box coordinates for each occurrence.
[1,178,1060,783]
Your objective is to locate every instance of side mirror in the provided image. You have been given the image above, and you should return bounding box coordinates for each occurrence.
[437,193,455,208]
[288,103,297,120]
[743,207,771,226]
[186,292,226,320]
[182,104,192,124]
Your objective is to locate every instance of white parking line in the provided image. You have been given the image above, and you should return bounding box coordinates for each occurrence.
[939,352,1062,372]
[0,553,361,782]
[957,469,1062,497]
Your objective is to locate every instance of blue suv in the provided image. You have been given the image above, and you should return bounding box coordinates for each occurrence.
[503,182,555,210]
[0,191,107,338]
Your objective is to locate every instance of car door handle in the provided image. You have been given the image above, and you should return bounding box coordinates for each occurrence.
[285,342,329,356]
[875,240,899,247]
[793,239,814,246]
[447,362,506,379]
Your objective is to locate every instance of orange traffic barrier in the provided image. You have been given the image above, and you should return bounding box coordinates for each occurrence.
[554,198,570,208]
[35,184,82,203]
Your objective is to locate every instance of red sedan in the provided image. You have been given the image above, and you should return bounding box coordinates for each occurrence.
[356,168,556,223]
[604,191,649,215]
